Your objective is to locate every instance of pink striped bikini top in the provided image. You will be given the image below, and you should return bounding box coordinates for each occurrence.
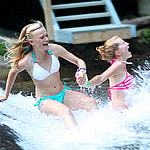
[108,59,134,100]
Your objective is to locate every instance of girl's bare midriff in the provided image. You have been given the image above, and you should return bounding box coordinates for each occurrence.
[33,72,64,100]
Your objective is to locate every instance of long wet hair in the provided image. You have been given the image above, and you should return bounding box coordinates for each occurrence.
[96,36,120,62]
[1,20,43,67]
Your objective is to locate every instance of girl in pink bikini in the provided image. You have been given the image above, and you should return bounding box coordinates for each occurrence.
[77,36,134,111]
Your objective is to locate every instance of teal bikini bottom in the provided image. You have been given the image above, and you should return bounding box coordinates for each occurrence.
[34,86,71,110]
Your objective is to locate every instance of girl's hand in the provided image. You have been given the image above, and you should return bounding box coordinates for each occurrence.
[0,95,8,102]
[75,71,88,87]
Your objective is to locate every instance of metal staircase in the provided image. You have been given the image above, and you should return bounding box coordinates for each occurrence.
[39,0,136,44]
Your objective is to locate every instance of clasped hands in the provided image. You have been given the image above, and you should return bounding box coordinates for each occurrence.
[75,68,89,88]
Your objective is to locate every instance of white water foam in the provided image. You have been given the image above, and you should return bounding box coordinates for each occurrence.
[1,62,150,150]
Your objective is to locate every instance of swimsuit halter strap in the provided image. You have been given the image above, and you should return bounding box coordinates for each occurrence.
[122,65,128,76]
[32,50,37,63]
[32,50,52,63]
[46,50,52,55]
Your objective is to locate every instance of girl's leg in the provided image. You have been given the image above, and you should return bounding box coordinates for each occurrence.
[39,99,77,129]
[63,90,98,111]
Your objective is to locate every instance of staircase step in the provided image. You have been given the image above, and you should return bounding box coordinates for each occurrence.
[52,1,105,10]
[54,24,136,44]
[61,24,133,32]
[56,12,111,22]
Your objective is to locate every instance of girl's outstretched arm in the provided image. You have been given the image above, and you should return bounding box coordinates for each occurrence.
[78,62,122,88]
[0,67,19,102]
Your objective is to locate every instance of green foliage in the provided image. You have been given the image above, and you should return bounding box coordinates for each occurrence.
[140,28,150,44]
[0,43,6,56]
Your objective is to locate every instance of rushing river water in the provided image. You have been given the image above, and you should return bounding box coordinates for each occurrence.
[0,52,150,150]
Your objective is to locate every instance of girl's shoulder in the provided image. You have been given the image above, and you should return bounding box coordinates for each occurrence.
[17,51,33,70]
[48,43,67,56]
[111,61,125,75]
[111,60,123,68]
[48,43,62,49]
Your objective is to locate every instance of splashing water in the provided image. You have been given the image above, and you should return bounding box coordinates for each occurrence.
[1,61,150,150]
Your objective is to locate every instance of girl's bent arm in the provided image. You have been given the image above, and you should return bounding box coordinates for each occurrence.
[53,44,87,84]
[53,44,86,68]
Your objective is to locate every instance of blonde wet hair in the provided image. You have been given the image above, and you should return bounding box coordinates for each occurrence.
[96,36,120,62]
[1,20,43,67]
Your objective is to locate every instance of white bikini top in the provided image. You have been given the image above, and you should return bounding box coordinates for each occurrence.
[32,50,60,80]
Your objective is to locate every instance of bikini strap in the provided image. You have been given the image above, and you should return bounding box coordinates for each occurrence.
[122,64,128,76]
[32,50,52,63]
[111,59,116,65]
[46,50,52,55]
[32,50,37,63]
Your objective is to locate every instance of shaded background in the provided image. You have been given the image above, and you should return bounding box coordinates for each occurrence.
[0,0,139,32]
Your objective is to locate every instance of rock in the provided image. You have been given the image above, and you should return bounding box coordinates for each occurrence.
[0,55,10,69]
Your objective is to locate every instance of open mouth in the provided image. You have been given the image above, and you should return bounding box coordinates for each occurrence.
[43,43,48,46]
